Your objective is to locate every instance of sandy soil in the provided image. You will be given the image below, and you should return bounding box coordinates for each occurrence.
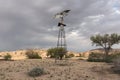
[0,59,119,80]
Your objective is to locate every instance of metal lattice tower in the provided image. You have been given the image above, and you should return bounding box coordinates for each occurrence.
[57,17,66,50]
[54,10,70,61]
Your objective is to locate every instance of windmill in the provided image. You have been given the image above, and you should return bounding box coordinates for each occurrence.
[54,10,70,62]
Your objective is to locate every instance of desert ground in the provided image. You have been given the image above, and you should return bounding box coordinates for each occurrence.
[0,58,119,80]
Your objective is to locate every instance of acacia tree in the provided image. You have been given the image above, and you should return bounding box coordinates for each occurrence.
[90,33,120,60]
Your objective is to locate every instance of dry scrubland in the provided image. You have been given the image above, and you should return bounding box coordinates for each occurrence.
[0,59,120,80]
[0,49,79,60]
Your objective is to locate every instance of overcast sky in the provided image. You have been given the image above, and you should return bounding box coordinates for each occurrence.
[0,0,120,52]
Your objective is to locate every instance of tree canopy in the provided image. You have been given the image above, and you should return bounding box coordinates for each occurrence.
[91,33,120,49]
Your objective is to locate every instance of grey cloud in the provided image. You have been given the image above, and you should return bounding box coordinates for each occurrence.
[0,0,120,51]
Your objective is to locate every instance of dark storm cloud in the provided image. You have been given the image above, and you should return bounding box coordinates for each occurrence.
[0,0,120,51]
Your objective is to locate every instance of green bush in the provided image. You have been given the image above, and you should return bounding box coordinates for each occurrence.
[78,54,83,57]
[26,50,42,59]
[47,48,56,58]
[105,53,120,63]
[87,52,105,62]
[47,47,67,60]
[110,53,120,58]
[65,55,70,58]
[4,54,12,60]
[113,56,120,74]
[65,54,74,58]
[88,52,120,63]
[28,67,45,77]
[69,54,74,57]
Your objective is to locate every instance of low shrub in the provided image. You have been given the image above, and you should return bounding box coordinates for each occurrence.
[65,54,74,58]
[112,53,120,74]
[28,67,45,77]
[105,53,120,63]
[88,52,120,63]
[4,54,12,60]
[47,47,67,60]
[26,49,42,59]
[69,53,74,57]
[87,52,105,62]
[77,54,83,57]
[111,53,120,58]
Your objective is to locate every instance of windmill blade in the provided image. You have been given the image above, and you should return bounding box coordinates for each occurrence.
[54,10,71,19]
